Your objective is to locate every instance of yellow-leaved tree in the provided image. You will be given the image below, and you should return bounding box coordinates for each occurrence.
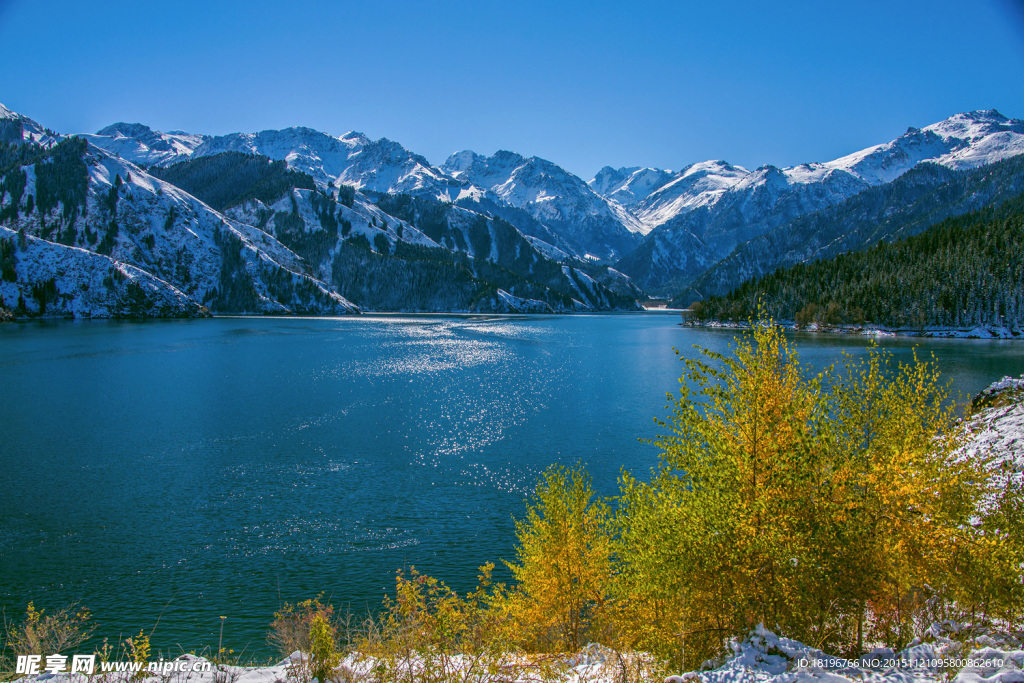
[495,465,614,652]
[614,321,1013,668]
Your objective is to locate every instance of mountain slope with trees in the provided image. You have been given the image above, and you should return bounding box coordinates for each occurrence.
[678,154,1024,306]
[689,194,1024,334]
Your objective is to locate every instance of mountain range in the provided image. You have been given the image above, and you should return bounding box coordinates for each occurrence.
[2,101,1023,319]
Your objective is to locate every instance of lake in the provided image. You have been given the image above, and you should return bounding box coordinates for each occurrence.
[1,313,1021,659]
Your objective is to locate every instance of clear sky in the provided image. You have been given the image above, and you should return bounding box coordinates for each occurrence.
[2,0,1023,180]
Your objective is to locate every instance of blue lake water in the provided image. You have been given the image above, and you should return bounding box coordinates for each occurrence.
[1,314,1021,658]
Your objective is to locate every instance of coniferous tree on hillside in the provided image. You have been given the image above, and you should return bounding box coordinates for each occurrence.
[692,194,1024,331]
[151,152,316,211]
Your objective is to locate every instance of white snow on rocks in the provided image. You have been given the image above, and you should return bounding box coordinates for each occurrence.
[961,375,1024,492]
[675,624,1024,683]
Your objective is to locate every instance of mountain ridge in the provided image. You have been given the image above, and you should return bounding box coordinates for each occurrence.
[0,105,640,319]
[5,101,1024,318]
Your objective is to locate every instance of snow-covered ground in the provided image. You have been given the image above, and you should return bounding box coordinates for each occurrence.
[674,623,1024,683]
[10,623,1022,683]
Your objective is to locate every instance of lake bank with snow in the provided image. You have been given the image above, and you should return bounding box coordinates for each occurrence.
[683,317,1024,339]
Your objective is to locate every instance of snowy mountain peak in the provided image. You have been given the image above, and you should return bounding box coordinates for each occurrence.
[441,150,483,178]
[924,108,1016,139]
[493,149,529,165]
[0,102,20,120]
[96,122,155,138]
[371,137,431,166]
[589,166,675,208]
[339,131,370,146]
[443,148,646,258]
[93,121,206,157]
[61,105,1024,287]
[589,166,639,194]
[85,122,207,168]
[616,108,1024,294]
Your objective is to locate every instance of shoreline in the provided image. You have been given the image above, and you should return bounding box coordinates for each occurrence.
[683,317,1024,340]
[0,307,685,324]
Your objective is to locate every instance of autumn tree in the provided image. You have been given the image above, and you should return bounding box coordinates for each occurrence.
[495,465,614,652]
[614,321,1013,668]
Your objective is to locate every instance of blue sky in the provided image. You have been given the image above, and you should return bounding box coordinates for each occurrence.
[1,0,1023,179]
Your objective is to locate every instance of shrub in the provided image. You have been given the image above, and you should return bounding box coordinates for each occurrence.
[269,595,337,659]
[124,629,150,680]
[2,602,96,680]
[356,566,523,683]
[309,613,341,683]
[3,601,95,658]
[269,596,343,682]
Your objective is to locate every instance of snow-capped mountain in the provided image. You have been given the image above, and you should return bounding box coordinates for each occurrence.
[0,135,357,317]
[89,118,651,264]
[89,123,459,200]
[588,166,674,208]
[679,153,1024,306]
[606,109,1024,235]
[193,128,458,198]
[442,150,645,261]
[631,160,751,229]
[57,105,1024,303]
[0,103,59,147]
[609,109,1024,293]
[1,104,640,319]
[83,123,207,167]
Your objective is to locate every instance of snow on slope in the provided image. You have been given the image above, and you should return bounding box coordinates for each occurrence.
[0,102,59,147]
[83,107,1024,262]
[925,109,1024,169]
[601,110,1024,237]
[88,152,356,313]
[588,166,675,207]
[2,138,358,316]
[225,186,441,283]
[0,226,206,318]
[674,623,1024,683]
[633,160,751,229]
[443,150,643,231]
[83,121,457,199]
[2,103,645,313]
[83,122,207,167]
[442,149,645,261]
[74,105,1024,295]
[193,128,457,198]
[612,110,1024,292]
[963,375,1024,492]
